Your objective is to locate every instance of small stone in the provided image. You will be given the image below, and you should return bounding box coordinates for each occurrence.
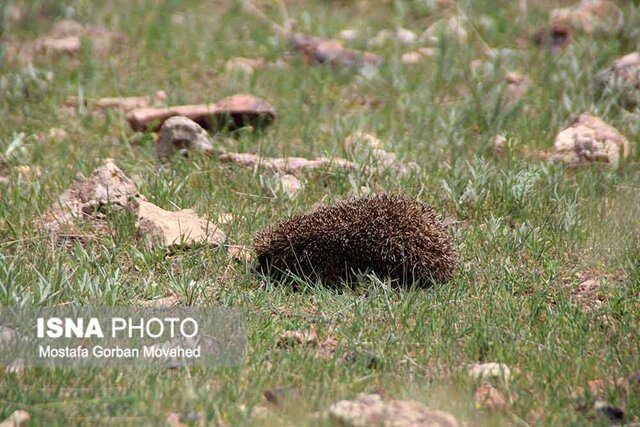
[328,394,459,427]
[344,131,383,150]
[0,410,30,427]
[550,113,630,168]
[504,72,530,110]
[156,116,214,160]
[493,135,507,154]
[474,383,507,411]
[165,412,185,427]
[596,52,640,108]
[228,245,252,263]
[225,57,266,75]
[571,278,604,311]
[134,200,226,250]
[340,29,359,41]
[421,16,468,44]
[395,28,417,45]
[217,213,234,225]
[278,174,303,197]
[401,52,422,65]
[277,330,318,348]
[47,128,68,141]
[550,0,623,34]
[468,362,512,382]
[418,47,437,58]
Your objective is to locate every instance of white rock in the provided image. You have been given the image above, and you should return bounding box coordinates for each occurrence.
[134,200,226,249]
[328,394,459,427]
[157,116,214,160]
[468,362,512,382]
[401,52,422,65]
[550,113,630,168]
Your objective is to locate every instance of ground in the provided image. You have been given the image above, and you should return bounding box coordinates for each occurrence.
[1,0,639,425]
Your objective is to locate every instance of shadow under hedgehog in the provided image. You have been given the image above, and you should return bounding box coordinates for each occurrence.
[252,193,458,287]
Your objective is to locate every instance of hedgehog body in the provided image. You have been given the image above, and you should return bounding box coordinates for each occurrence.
[252,194,457,287]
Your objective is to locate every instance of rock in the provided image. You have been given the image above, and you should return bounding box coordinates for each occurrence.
[328,393,459,427]
[225,57,266,75]
[277,330,318,348]
[3,19,125,65]
[549,113,630,168]
[344,131,383,150]
[596,52,640,108]
[570,278,604,311]
[278,174,303,197]
[140,295,179,307]
[66,91,167,113]
[396,28,418,45]
[165,412,185,427]
[402,52,423,65]
[46,128,68,141]
[504,72,530,110]
[492,135,507,154]
[339,29,359,41]
[533,24,571,54]
[219,152,358,177]
[42,159,143,230]
[316,336,340,360]
[474,383,507,411]
[418,48,437,58]
[156,116,214,160]
[468,363,512,382]
[39,36,81,55]
[0,410,30,427]
[290,33,382,70]
[421,17,468,44]
[126,94,276,132]
[133,200,226,250]
[263,387,301,406]
[228,245,252,263]
[550,0,623,34]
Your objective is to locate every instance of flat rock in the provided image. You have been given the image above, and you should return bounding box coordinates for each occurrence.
[126,94,276,132]
[328,393,459,427]
[219,152,358,177]
[550,113,630,168]
[156,116,214,160]
[134,200,226,249]
[42,159,143,230]
[596,52,640,108]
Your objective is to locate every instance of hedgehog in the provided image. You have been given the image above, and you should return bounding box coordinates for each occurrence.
[252,194,457,287]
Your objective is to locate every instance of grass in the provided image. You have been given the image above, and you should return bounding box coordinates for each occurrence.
[1,0,639,425]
